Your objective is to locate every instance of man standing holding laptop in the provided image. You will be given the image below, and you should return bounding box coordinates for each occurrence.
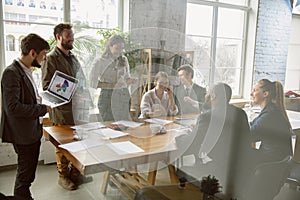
[41,23,91,190]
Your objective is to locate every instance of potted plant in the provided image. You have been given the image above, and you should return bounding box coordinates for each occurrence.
[200,175,222,200]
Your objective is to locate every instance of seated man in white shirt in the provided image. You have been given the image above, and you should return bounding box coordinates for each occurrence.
[139,71,178,118]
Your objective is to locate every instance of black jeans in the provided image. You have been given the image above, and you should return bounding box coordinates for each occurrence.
[13,140,41,200]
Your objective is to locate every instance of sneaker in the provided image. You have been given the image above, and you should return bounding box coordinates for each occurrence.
[70,174,93,186]
[58,176,77,190]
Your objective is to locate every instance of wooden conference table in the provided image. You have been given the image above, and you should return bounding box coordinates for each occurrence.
[43,116,191,198]
[43,109,300,198]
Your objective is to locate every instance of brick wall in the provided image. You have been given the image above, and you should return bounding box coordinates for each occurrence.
[253,0,292,84]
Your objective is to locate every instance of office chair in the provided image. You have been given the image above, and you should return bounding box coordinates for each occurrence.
[243,156,293,200]
[286,158,300,191]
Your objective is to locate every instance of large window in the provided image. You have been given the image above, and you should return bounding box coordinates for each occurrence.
[69,0,120,80]
[285,15,300,90]
[2,0,64,67]
[71,0,119,29]
[1,0,125,87]
[186,0,249,96]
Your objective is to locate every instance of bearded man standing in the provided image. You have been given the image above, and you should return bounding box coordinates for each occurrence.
[41,23,91,190]
[1,33,51,200]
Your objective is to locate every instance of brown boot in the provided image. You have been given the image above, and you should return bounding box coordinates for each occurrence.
[58,176,77,190]
[69,165,93,186]
[70,174,93,186]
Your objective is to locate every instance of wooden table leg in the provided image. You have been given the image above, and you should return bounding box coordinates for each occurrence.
[168,164,179,184]
[101,171,110,194]
[147,162,158,185]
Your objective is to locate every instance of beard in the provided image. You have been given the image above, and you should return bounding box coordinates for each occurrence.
[31,58,41,68]
[61,37,73,50]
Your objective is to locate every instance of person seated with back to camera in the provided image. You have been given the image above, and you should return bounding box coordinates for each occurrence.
[173,64,206,114]
[175,83,250,199]
[139,71,178,119]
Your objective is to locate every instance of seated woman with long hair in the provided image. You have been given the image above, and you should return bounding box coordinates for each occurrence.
[250,79,293,163]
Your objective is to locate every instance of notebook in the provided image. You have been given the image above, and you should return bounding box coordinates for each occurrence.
[40,70,79,108]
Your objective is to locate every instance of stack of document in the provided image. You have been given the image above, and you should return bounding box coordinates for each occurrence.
[175,117,197,127]
[112,120,144,128]
[71,122,105,131]
[144,118,173,125]
[90,128,128,139]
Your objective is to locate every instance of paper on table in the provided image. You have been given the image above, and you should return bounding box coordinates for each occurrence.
[107,141,144,155]
[144,118,173,125]
[91,128,128,139]
[59,139,104,152]
[175,118,197,127]
[70,122,105,131]
[112,120,144,128]
[290,119,300,130]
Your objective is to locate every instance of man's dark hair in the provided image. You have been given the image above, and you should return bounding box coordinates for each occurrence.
[177,64,194,78]
[53,23,72,39]
[20,33,50,56]
[212,83,232,103]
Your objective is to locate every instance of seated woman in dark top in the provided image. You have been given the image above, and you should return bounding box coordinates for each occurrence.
[241,79,294,200]
[250,79,293,163]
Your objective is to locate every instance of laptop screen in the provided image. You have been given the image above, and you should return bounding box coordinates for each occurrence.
[47,71,78,101]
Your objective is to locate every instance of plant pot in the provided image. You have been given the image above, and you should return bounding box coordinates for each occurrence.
[202,193,214,200]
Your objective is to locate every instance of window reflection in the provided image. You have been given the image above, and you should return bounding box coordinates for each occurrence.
[50,2,57,10]
[29,0,35,8]
[17,0,24,7]
[5,0,13,5]
[6,35,15,51]
[40,1,46,9]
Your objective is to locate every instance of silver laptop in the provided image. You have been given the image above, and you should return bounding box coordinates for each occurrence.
[40,70,79,108]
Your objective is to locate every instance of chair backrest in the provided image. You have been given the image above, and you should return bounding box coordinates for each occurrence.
[243,156,292,200]
[286,157,300,191]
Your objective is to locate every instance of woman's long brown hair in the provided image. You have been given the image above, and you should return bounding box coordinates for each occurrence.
[258,79,292,130]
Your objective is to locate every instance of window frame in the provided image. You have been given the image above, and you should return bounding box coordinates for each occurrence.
[187,0,250,97]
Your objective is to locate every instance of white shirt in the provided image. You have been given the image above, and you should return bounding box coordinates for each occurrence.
[139,88,178,118]
[90,55,130,89]
[17,59,43,124]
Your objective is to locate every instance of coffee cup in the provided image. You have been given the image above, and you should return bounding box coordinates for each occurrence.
[74,129,85,140]
[150,124,162,135]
